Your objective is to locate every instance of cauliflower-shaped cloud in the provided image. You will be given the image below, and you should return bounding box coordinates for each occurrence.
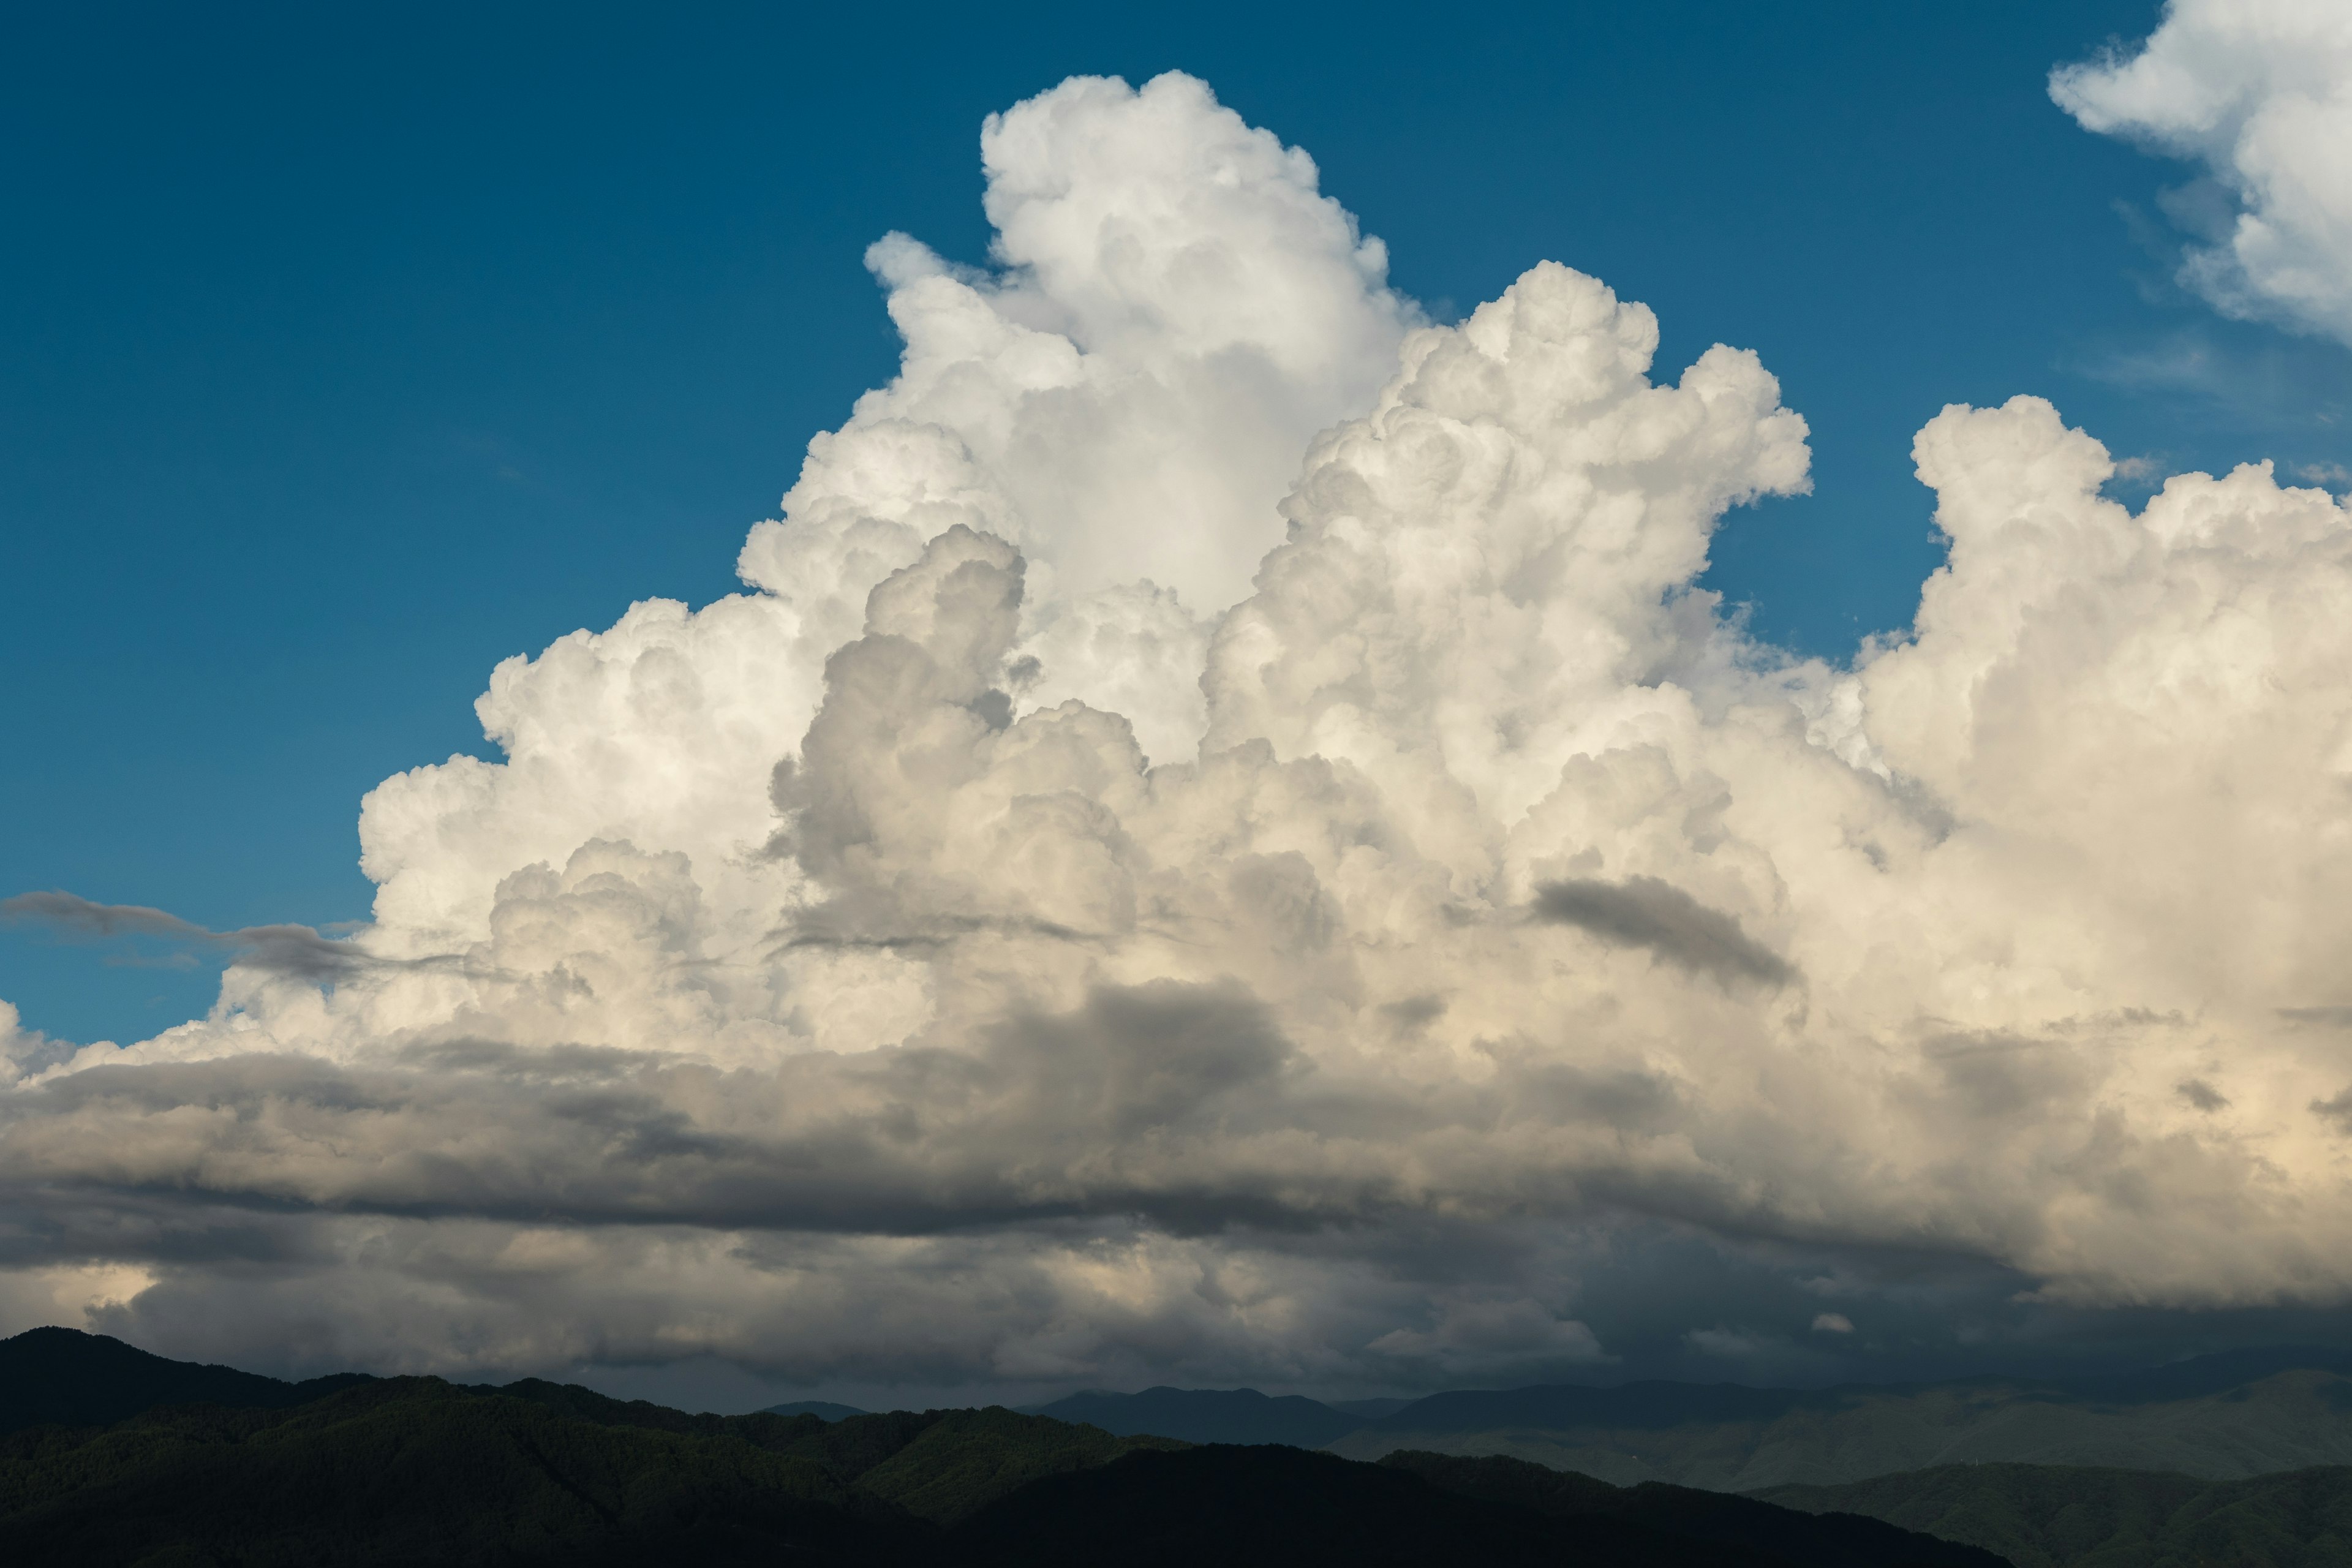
[7,69,2352,1395]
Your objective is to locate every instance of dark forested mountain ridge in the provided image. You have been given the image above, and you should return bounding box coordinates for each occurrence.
[15,1325,2352,1564]
[0,1377,905,1566]
[942,1445,2009,1567]
[0,1328,2004,1566]
[1385,1451,2008,1567]
[1755,1461,2352,1568]
[0,1325,372,1436]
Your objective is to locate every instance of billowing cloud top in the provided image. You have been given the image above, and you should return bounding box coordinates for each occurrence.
[2053,0,2352,344]
[6,70,2352,1393]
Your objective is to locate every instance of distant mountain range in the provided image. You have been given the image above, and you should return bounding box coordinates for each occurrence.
[13,1327,2352,1564]
[0,1327,1994,1566]
[1028,1385,1364,1447]
[1025,1352,2352,1491]
[1322,1353,2352,1488]
[762,1398,867,1421]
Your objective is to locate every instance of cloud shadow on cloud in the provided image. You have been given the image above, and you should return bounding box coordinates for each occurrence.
[1531,878,1795,989]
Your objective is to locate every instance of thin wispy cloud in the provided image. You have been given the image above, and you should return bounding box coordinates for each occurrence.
[2,892,374,982]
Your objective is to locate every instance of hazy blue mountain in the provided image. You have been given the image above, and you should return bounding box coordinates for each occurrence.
[1328,1396,1416,1420]
[1754,1460,2352,1567]
[764,1399,867,1421]
[2051,1346,2352,1403]
[0,1325,372,1435]
[1323,1354,2352,1489]
[1028,1385,1363,1447]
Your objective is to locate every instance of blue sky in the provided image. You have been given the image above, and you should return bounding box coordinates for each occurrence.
[10,0,2346,1044]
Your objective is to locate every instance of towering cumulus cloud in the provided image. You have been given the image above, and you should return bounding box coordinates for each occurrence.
[2053,0,2352,344]
[6,70,2352,1390]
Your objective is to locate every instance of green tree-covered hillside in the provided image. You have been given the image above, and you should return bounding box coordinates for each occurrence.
[1757,1461,2352,1567]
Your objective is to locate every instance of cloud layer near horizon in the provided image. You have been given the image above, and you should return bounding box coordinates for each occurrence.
[7,68,2352,1392]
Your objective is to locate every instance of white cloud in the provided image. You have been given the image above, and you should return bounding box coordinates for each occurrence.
[1811,1313,1854,1334]
[353,71,1415,962]
[0,1263,156,1336]
[8,71,2352,1390]
[2052,0,2352,343]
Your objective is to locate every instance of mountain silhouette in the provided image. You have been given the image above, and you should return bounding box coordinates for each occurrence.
[0,1327,2008,1566]
[763,1398,868,1420]
[1028,1385,1361,1447]
[0,1325,371,1435]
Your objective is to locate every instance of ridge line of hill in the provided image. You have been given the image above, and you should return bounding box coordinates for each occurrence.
[0,1327,2007,1567]
[14,1327,2352,1565]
